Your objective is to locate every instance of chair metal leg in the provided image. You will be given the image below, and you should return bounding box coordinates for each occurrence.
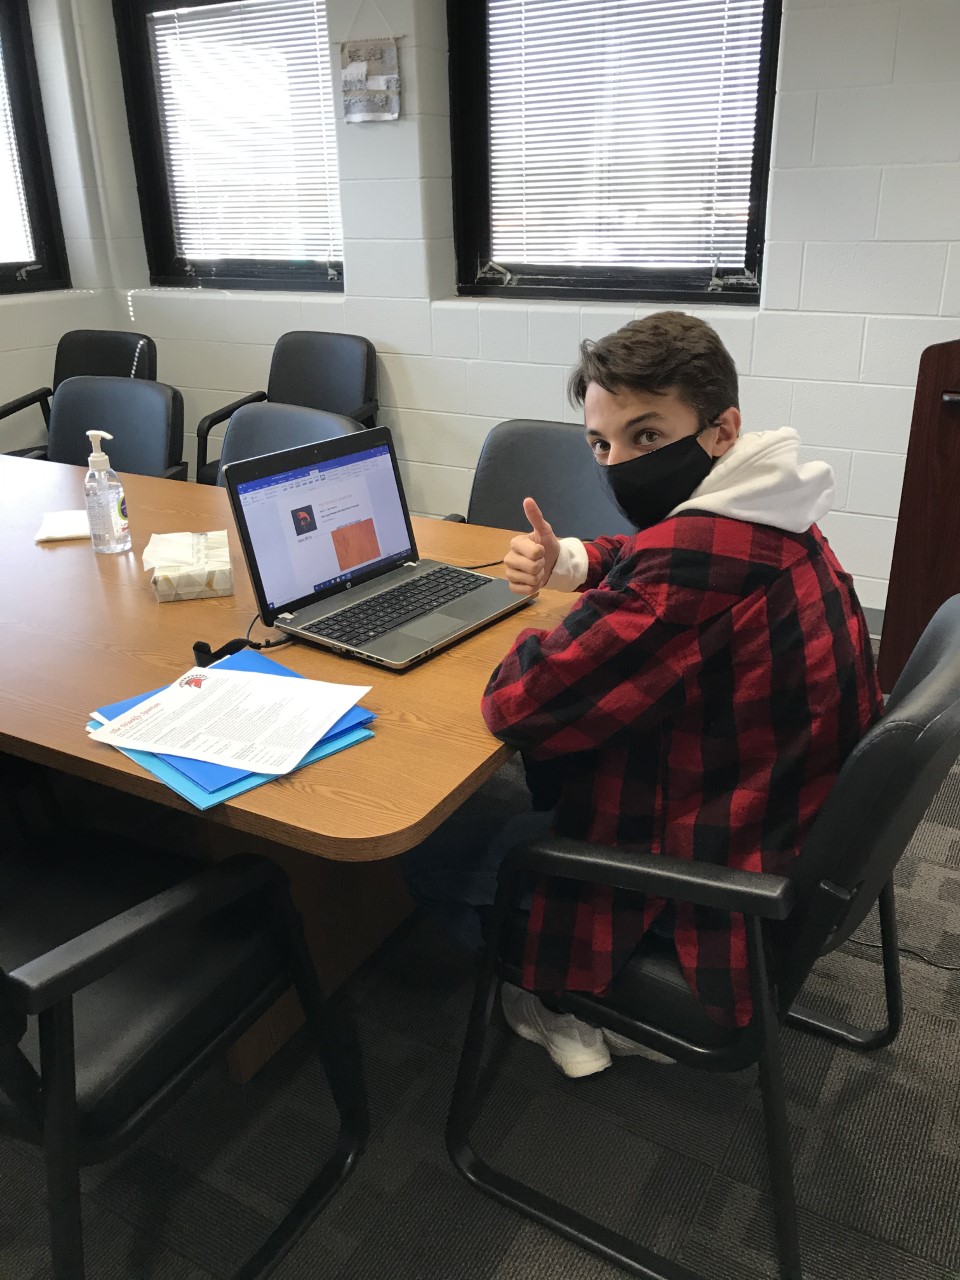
[39,1000,84,1280]
[787,881,902,1051]
[232,894,369,1280]
[747,918,803,1280]
[445,879,703,1280]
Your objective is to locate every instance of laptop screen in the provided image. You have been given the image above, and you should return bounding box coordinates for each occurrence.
[232,438,415,616]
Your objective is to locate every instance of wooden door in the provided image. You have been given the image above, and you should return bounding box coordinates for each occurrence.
[877,338,960,693]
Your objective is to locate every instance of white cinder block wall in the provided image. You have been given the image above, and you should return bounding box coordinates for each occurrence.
[5,0,959,611]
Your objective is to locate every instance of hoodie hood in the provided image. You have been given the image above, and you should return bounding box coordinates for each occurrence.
[669,426,833,534]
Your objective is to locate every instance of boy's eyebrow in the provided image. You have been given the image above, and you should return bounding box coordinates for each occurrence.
[584,412,664,437]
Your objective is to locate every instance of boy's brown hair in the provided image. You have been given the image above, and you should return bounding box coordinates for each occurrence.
[569,311,739,428]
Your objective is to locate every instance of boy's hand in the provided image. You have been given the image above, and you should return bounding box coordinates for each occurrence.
[503,498,561,595]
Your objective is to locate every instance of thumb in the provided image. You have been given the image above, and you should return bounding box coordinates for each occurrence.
[523,497,552,542]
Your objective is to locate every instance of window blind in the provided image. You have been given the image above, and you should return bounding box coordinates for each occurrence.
[487,0,764,272]
[0,35,34,266]
[148,0,342,264]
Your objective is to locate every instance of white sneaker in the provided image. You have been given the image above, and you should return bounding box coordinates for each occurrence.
[500,983,611,1078]
[602,1028,675,1065]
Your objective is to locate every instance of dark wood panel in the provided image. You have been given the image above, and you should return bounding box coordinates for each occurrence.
[877,339,960,693]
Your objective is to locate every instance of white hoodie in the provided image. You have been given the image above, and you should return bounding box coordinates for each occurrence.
[546,427,834,592]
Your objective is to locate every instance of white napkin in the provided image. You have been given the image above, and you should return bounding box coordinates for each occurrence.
[35,510,91,543]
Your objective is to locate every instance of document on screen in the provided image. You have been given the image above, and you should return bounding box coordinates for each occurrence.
[88,667,371,774]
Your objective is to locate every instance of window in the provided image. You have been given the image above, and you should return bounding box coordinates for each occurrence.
[115,0,343,290]
[449,0,781,304]
[0,3,69,293]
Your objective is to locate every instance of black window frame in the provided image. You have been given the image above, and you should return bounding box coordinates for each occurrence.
[113,0,344,292]
[448,0,782,307]
[0,1,70,295]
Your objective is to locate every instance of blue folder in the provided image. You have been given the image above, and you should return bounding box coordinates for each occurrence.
[88,649,375,810]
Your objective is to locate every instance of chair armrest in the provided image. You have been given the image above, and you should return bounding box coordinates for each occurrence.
[443,513,467,523]
[195,390,266,469]
[503,837,795,921]
[0,388,52,423]
[346,399,378,423]
[6,854,286,1015]
[163,462,189,482]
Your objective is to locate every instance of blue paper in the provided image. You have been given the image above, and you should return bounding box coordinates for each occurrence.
[89,647,375,808]
[92,648,375,793]
[86,722,373,811]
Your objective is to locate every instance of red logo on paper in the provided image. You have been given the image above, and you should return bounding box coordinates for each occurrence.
[179,673,208,690]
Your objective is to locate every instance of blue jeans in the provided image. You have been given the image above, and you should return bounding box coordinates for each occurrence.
[399,809,555,954]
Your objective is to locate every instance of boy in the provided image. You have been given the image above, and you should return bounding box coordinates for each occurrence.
[407,311,882,1078]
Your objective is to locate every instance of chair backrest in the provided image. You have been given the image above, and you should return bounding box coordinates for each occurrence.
[778,595,960,998]
[466,419,634,538]
[266,331,377,425]
[216,402,364,485]
[46,377,184,476]
[52,330,157,389]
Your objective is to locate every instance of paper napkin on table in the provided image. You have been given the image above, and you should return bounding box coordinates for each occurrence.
[34,510,90,542]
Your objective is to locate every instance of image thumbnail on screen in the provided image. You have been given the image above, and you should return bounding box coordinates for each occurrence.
[332,518,381,570]
[291,505,318,536]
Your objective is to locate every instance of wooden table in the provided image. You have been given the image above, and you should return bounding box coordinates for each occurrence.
[1,456,572,1072]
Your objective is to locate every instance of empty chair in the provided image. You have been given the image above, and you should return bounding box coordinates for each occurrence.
[20,376,187,480]
[196,331,379,485]
[215,401,364,485]
[0,329,157,453]
[450,419,634,538]
[0,762,368,1280]
[447,596,960,1280]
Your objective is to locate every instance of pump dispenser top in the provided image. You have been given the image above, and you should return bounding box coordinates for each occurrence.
[86,430,114,471]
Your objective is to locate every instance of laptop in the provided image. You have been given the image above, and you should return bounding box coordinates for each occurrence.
[223,426,531,670]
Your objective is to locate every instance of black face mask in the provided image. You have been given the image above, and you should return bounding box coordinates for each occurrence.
[602,431,716,531]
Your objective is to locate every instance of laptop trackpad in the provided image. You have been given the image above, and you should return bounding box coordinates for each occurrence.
[402,614,462,642]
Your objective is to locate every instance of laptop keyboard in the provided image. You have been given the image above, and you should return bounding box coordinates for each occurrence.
[301,565,487,648]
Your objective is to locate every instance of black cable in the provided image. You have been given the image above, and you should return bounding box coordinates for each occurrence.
[460,559,503,570]
[847,937,960,972]
[245,612,293,651]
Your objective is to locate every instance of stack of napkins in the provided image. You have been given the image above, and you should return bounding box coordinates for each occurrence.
[35,510,90,542]
[143,530,234,602]
[87,649,375,809]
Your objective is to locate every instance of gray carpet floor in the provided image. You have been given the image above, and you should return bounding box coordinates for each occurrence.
[3,759,960,1280]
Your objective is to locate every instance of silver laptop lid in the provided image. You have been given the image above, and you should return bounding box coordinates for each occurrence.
[223,426,419,628]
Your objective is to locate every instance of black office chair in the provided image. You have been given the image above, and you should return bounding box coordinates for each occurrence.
[447,595,960,1280]
[215,402,365,485]
[447,419,634,537]
[20,376,187,480]
[0,329,157,454]
[0,772,368,1280]
[196,331,379,486]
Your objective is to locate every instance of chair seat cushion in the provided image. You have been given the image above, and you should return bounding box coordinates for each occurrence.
[604,939,738,1048]
[0,838,284,1142]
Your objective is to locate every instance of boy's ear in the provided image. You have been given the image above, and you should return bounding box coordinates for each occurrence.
[711,406,741,457]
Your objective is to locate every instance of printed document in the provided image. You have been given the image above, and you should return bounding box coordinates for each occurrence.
[89,667,371,775]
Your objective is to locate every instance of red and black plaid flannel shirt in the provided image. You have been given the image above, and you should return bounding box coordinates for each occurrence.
[481,511,884,1027]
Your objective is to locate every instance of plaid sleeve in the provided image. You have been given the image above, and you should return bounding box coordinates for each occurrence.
[582,535,631,588]
[482,579,697,758]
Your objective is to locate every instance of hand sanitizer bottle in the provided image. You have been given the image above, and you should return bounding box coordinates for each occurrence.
[84,430,132,554]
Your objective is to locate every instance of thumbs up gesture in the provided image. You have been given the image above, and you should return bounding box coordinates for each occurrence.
[503,497,561,595]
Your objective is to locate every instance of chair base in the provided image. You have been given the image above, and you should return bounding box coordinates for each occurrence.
[446,920,804,1280]
[787,881,903,1053]
[234,1133,363,1280]
[449,1140,703,1280]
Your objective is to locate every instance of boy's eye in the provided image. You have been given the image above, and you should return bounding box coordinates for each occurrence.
[636,429,661,448]
[589,438,610,457]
